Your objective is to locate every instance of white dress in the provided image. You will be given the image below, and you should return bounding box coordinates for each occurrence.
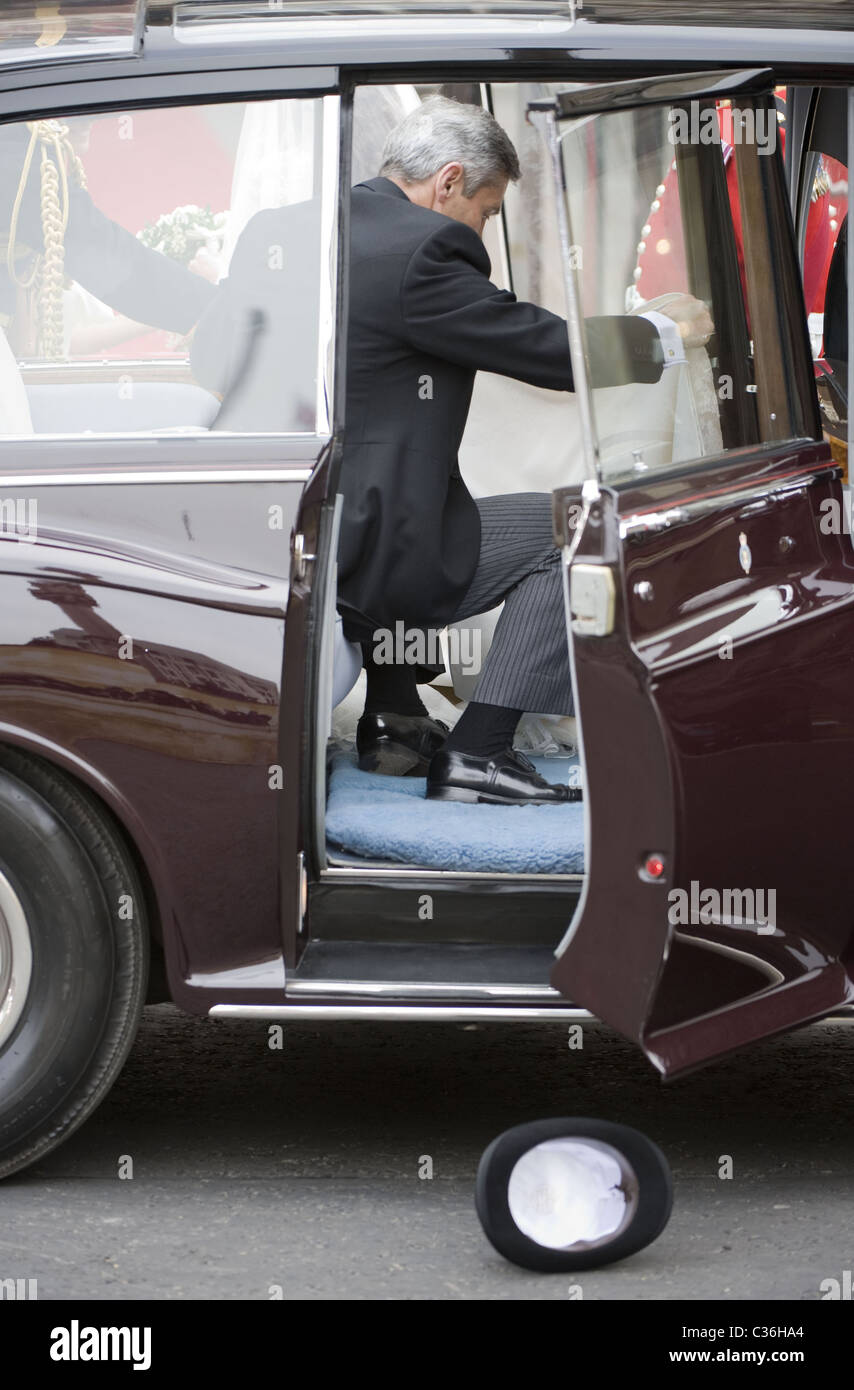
[0,325,33,434]
[221,85,422,269]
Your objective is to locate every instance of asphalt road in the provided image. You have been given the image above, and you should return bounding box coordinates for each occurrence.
[2,1005,853,1300]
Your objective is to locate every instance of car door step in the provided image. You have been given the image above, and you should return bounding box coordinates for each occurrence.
[286,940,563,1001]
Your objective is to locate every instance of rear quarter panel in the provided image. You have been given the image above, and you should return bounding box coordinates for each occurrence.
[0,477,299,1013]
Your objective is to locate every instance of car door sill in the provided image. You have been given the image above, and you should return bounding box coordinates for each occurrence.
[291,939,561,989]
[320,866,585,882]
[285,979,564,1002]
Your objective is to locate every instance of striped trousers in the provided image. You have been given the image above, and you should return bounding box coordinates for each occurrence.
[447,492,573,715]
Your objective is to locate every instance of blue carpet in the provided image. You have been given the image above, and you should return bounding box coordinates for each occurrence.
[325,749,585,873]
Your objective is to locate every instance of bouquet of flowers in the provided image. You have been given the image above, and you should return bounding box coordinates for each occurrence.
[137,204,227,265]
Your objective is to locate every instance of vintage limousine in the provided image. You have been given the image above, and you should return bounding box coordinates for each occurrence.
[1,0,853,1270]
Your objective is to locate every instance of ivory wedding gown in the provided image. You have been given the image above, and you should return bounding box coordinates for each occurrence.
[0,325,33,434]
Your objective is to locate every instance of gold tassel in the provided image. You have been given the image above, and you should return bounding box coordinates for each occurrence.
[7,120,87,359]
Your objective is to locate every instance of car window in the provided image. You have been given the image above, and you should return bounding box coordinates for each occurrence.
[804,150,849,465]
[544,95,815,485]
[0,95,341,439]
[491,81,577,315]
[0,1,140,67]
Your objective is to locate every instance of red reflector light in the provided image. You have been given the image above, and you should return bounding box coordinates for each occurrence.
[644,855,665,879]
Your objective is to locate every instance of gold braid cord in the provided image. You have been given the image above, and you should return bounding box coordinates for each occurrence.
[7,120,88,359]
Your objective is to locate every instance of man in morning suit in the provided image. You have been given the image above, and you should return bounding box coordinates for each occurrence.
[339,96,712,804]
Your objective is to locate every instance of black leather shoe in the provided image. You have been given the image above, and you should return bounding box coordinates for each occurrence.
[426,745,583,805]
[357,712,449,776]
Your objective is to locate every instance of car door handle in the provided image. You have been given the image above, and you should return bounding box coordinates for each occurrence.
[620,507,691,540]
[293,531,316,581]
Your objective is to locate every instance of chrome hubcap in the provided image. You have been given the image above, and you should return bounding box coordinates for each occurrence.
[0,869,32,1052]
[507,1137,639,1250]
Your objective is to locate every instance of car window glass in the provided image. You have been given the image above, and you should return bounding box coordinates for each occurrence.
[0,95,338,438]
[549,97,811,485]
[0,1,140,66]
[491,81,580,315]
[804,151,849,467]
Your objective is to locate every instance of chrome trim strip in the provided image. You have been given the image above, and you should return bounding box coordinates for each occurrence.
[286,979,564,1000]
[209,1004,590,1022]
[547,67,773,122]
[317,94,339,436]
[315,491,347,870]
[528,104,600,484]
[209,1001,854,1025]
[0,469,314,486]
[176,15,576,46]
[620,465,828,540]
[0,429,322,438]
[320,866,585,882]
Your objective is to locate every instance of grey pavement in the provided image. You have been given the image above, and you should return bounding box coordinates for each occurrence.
[2,1005,852,1300]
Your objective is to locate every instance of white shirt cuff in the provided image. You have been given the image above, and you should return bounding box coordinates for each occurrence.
[639,310,686,368]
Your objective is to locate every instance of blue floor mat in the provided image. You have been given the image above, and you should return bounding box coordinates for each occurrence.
[325,749,585,874]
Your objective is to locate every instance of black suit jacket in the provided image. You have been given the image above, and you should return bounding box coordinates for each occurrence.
[189,197,322,432]
[337,176,664,640]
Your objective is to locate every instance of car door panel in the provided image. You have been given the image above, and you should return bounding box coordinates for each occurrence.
[534,75,854,1074]
[552,441,854,1077]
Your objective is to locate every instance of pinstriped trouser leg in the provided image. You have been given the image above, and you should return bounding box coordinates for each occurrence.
[447,492,573,715]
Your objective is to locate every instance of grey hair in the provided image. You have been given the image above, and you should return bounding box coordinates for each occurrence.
[378,95,521,197]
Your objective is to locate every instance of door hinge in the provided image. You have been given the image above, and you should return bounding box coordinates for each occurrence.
[570,563,616,637]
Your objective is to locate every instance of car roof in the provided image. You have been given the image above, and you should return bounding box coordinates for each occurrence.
[166,0,854,32]
[0,0,853,90]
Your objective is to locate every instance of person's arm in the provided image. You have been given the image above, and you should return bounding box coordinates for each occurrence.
[1,128,214,334]
[61,185,216,334]
[400,217,664,391]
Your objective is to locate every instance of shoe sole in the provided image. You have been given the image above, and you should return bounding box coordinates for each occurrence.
[358,742,429,777]
[426,785,578,805]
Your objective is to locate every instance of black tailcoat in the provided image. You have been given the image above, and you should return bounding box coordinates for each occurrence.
[337,176,663,640]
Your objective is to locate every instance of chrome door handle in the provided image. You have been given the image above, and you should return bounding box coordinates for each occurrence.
[620,507,691,540]
[293,531,316,581]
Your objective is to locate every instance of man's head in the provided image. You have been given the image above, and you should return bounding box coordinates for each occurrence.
[378,95,521,237]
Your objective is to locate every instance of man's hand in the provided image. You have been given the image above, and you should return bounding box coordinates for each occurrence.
[188,246,223,285]
[662,293,715,348]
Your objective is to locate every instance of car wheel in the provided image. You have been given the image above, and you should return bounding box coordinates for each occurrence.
[0,748,148,1180]
[475,1117,673,1272]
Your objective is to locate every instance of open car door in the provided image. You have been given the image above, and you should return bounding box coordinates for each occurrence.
[529,72,854,1077]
